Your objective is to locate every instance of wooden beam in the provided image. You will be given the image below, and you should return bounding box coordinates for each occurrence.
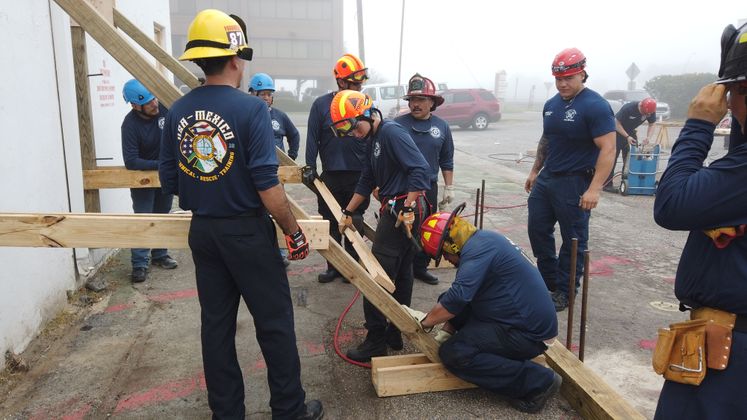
[71,26,100,213]
[0,213,327,251]
[82,166,302,190]
[544,343,645,420]
[112,8,200,90]
[54,0,182,107]
[371,354,477,397]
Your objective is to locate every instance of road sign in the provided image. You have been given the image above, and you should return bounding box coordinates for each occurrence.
[626,62,640,81]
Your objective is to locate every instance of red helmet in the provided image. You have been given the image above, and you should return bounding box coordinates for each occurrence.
[639,97,657,115]
[551,48,586,77]
[420,203,466,266]
[334,53,368,82]
[403,73,444,110]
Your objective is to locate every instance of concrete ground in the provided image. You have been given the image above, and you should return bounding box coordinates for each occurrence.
[1,111,709,419]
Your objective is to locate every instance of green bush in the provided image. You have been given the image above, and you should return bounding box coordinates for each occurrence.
[644,73,718,119]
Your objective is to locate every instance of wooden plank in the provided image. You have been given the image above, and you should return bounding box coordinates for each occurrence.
[0,214,327,251]
[371,356,477,397]
[54,0,182,107]
[82,166,302,190]
[544,343,645,420]
[112,8,200,90]
[71,26,100,212]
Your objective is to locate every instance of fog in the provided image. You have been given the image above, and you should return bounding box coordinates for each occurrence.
[342,0,745,100]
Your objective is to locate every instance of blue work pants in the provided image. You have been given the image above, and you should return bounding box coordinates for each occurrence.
[130,187,173,268]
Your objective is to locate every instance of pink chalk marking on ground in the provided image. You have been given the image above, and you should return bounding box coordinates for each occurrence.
[148,288,198,303]
[663,277,675,285]
[286,263,327,277]
[114,372,206,414]
[104,303,134,313]
[588,255,635,277]
[639,339,657,350]
[254,357,267,370]
[302,340,326,355]
[60,403,92,420]
[29,398,91,420]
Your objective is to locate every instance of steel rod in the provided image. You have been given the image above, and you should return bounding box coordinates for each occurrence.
[474,188,480,226]
[579,250,590,361]
[479,179,486,229]
[566,238,578,350]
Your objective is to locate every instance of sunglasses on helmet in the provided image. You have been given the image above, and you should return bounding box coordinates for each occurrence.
[344,69,369,83]
[330,117,361,137]
[552,59,586,74]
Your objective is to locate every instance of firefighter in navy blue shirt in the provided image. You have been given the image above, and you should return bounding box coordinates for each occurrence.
[158,9,322,420]
[121,79,177,283]
[249,72,301,268]
[603,98,657,192]
[525,48,616,312]
[395,73,454,286]
[409,205,560,413]
[332,90,431,362]
[305,54,370,284]
[249,73,300,160]
[652,22,747,419]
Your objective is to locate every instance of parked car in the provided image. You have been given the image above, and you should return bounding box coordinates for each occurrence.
[362,83,408,119]
[603,89,671,121]
[395,88,502,130]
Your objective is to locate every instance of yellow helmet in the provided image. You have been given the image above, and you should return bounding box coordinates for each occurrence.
[179,9,253,61]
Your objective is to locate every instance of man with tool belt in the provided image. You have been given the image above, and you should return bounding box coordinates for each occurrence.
[395,73,455,285]
[159,9,322,420]
[603,97,658,192]
[332,90,431,362]
[652,22,747,419]
[410,205,560,414]
[305,54,370,284]
[525,48,616,312]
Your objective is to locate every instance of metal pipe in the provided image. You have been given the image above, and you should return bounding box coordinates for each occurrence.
[474,188,480,226]
[566,238,578,350]
[579,250,590,361]
[479,179,486,229]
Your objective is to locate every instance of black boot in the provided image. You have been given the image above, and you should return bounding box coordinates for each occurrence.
[296,399,324,420]
[385,324,403,351]
[318,268,341,283]
[414,269,439,285]
[346,329,387,362]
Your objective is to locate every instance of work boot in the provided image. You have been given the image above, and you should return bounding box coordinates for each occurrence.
[131,267,147,283]
[510,372,562,414]
[296,399,324,420]
[317,268,341,283]
[385,325,403,351]
[552,291,569,312]
[346,330,387,362]
[152,256,178,269]
[414,269,439,285]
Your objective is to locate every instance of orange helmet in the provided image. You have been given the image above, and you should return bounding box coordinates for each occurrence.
[639,97,657,115]
[420,203,467,266]
[551,48,586,77]
[334,53,368,82]
[329,90,373,137]
[403,73,444,110]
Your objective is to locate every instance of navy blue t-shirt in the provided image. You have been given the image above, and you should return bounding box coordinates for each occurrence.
[654,118,747,315]
[305,92,367,172]
[354,120,430,197]
[394,113,454,183]
[439,230,558,341]
[542,88,615,173]
[269,107,299,159]
[159,85,279,217]
[121,103,168,170]
[616,101,656,137]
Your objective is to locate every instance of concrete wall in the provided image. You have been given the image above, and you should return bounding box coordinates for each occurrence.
[0,0,172,370]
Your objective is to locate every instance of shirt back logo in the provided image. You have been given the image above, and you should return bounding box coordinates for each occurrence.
[178,114,236,182]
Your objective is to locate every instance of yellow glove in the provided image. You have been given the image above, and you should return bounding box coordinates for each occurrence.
[434,329,453,344]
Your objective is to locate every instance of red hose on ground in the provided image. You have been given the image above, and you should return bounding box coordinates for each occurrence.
[333,289,371,369]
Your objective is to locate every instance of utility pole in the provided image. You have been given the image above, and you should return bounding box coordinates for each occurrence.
[396,0,406,112]
[356,0,365,63]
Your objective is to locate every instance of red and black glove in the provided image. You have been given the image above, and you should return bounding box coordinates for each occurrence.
[285,228,309,260]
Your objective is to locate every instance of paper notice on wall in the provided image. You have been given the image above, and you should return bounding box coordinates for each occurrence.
[96,60,115,108]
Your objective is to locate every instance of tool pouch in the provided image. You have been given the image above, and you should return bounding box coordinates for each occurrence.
[652,319,707,385]
[691,307,736,371]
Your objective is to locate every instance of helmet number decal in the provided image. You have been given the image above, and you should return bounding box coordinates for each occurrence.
[226,28,245,49]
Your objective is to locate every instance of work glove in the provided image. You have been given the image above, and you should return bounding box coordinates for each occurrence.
[434,329,453,345]
[285,227,309,260]
[289,152,298,160]
[338,209,356,235]
[402,305,431,332]
[438,185,455,211]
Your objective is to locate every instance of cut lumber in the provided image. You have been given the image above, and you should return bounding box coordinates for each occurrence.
[0,213,327,251]
[371,354,476,397]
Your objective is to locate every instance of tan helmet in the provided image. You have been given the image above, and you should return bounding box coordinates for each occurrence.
[179,9,253,61]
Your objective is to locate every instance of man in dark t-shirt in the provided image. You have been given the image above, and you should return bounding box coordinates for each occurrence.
[604,98,657,192]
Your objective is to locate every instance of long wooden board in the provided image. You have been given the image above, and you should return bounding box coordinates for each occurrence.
[0,213,327,250]
[371,354,477,397]
[83,166,302,190]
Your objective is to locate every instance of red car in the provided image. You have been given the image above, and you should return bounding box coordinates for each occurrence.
[393,88,502,130]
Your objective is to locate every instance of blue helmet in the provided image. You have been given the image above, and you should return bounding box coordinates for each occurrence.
[249,73,275,92]
[123,79,155,105]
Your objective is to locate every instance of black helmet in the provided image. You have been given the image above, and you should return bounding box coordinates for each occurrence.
[717,23,747,84]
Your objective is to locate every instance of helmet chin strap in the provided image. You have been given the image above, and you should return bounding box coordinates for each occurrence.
[361,108,383,140]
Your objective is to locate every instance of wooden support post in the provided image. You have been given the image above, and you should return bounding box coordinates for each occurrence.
[112,8,200,89]
[71,26,100,213]
[0,213,327,251]
[54,0,182,107]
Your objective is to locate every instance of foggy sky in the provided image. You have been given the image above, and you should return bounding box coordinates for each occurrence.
[344,0,744,100]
